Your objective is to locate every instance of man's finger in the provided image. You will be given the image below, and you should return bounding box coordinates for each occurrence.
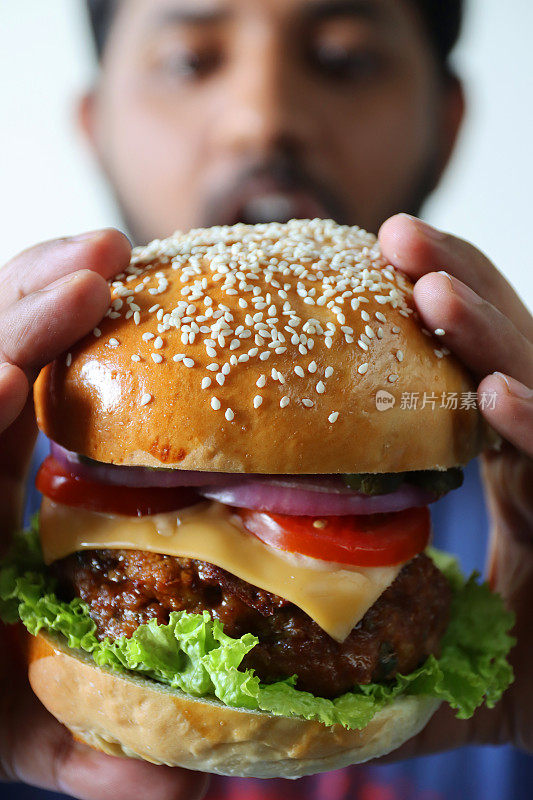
[412,272,533,387]
[478,373,533,457]
[0,397,37,537]
[0,270,111,373]
[0,367,32,537]
[0,363,28,432]
[379,214,533,341]
[0,229,131,312]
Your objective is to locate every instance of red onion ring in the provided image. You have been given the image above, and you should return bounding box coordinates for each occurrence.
[49,442,436,515]
[198,482,436,516]
[50,443,238,488]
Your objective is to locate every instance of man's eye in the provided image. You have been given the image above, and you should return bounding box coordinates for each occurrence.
[311,44,382,81]
[157,48,221,80]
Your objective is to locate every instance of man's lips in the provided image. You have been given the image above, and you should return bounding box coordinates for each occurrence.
[204,177,333,227]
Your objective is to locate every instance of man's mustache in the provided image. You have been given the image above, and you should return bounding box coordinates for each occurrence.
[202,153,350,227]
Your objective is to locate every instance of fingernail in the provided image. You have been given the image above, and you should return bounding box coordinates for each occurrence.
[437,270,454,289]
[39,271,83,293]
[437,272,484,305]
[0,362,11,374]
[494,372,533,400]
[403,215,447,242]
[68,230,103,243]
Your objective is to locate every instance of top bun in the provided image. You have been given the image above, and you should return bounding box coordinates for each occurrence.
[35,219,496,474]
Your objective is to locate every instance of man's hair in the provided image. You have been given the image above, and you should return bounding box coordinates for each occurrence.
[86,0,118,60]
[85,0,464,70]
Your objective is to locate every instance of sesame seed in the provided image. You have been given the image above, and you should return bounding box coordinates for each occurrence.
[183,357,195,368]
[173,354,185,362]
[328,412,339,424]
[108,338,119,348]
[280,396,290,408]
[201,377,212,389]
[392,326,401,334]
[358,363,369,374]
[388,374,399,382]
[131,355,141,362]
[151,353,163,363]
[140,393,152,406]
[93,328,102,338]
[316,381,325,394]
[122,220,415,422]
[308,361,317,373]
[253,395,263,409]
[434,328,446,336]
[225,408,235,421]
[302,398,314,408]
[211,397,221,410]
[66,353,72,367]
[216,373,225,386]
[257,374,266,388]
[396,350,404,362]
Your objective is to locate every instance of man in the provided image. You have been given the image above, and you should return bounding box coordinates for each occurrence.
[1,1,532,798]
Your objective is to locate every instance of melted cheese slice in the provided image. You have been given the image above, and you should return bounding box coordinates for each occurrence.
[40,499,403,642]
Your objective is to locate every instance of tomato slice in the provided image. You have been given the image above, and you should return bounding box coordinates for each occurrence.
[36,457,200,517]
[238,507,431,567]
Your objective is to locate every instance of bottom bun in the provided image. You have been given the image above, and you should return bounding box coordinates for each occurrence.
[28,631,440,779]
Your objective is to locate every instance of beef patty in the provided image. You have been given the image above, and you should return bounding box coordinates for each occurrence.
[51,550,452,698]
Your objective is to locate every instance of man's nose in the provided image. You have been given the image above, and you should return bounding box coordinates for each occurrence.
[212,34,311,156]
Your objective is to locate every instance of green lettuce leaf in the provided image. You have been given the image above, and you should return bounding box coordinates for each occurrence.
[0,522,515,730]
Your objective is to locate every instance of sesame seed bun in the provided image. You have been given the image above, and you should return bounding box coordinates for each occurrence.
[34,219,497,473]
[28,631,441,779]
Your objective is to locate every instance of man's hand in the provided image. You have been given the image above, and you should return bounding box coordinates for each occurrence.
[0,231,209,800]
[378,214,533,757]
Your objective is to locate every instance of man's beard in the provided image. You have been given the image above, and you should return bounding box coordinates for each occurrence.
[109,147,441,247]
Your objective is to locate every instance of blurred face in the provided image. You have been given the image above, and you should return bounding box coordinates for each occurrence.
[86,0,461,242]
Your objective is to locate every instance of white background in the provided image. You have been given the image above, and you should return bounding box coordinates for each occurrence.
[0,0,531,307]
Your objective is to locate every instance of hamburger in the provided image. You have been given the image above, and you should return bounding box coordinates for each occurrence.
[0,219,514,778]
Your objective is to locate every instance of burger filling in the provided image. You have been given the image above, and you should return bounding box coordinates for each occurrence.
[52,549,451,698]
[0,450,515,730]
[34,453,456,699]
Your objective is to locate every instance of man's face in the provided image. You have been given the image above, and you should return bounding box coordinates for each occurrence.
[87,0,460,243]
